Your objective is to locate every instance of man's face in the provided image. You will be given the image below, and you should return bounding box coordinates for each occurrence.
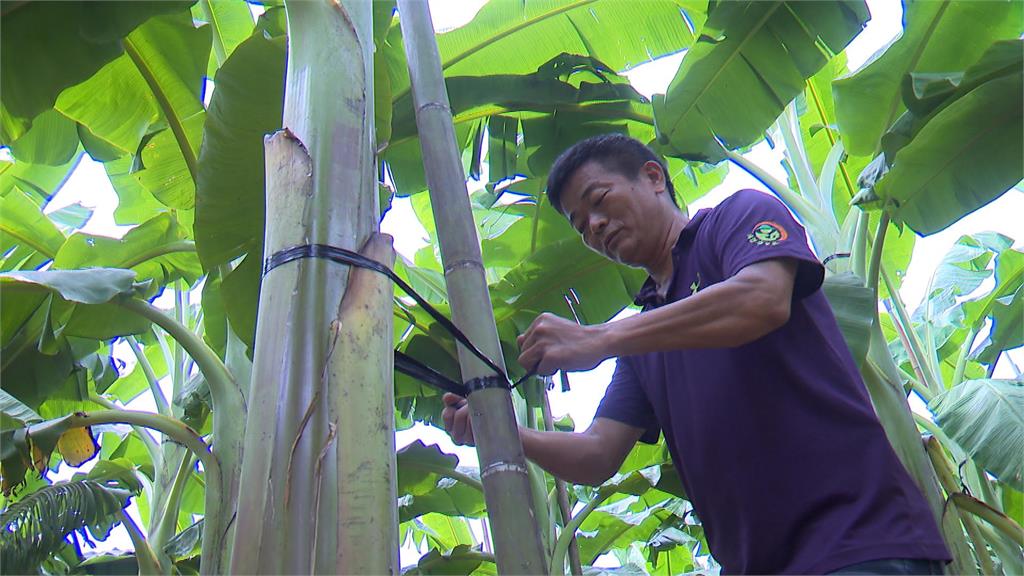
[559,160,668,267]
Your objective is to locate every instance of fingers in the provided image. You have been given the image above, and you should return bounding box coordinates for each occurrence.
[517,312,551,348]
[442,395,458,433]
[517,344,542,376]
[441,393,473,445]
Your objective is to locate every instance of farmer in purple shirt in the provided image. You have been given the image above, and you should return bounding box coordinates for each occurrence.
[442,134,951,575]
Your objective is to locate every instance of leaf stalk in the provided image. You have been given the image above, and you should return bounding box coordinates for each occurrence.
[550,488,611,574]
[126,336,171,417]
[119,509,163,576]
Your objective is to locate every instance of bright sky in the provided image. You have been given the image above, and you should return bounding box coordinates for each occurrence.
[33,0,1023,566]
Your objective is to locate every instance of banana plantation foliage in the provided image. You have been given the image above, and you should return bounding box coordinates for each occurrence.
[1,0,1023,574]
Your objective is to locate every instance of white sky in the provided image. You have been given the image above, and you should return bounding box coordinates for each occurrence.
[32,0,1023,566]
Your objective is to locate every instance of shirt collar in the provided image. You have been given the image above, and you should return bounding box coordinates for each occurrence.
[633,208,711,308]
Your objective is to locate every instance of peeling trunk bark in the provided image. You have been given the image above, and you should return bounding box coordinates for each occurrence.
[229,1,396,573]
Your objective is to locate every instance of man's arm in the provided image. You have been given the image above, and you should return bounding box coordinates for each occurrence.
[518,258,798,375]
[519,418,644,485]
[442,394,643,486]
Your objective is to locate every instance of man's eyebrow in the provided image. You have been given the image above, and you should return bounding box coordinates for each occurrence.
[567,182,604,225]
[579,182,601,202]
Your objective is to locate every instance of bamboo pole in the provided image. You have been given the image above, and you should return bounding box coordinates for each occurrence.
[397,1,548,573]
[229,1,396,573]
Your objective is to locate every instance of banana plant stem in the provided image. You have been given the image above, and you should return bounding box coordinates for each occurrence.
[479,518,493,554]
[118,509,163,575]
[925,437,987,575]
[866,213,889,295]
[525,403,554,555]
[912,413,964,464]
[724,149,827,232]
[121,241,196,271]
[116,298,239,414]
[88,394,161,467]
[542,389,582,576]
[67,410,220,489]
[173,285,186,405]
[151,453,196,560]
[951,326,979,387]
[551,489,612,574]
[952,493,1024,548]
[978,522,1024,575]
[851,211,868,279]
[126,336,171,417]
[882,271,941,394]
[778,105,818,208]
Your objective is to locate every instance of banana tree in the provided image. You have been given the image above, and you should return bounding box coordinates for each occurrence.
[228,0,397,573]
[3,0,1023,574]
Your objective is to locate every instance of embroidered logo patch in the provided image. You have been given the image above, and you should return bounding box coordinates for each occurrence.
[747,221,787,246]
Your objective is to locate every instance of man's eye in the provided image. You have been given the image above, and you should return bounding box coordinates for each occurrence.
[595,191,609,206]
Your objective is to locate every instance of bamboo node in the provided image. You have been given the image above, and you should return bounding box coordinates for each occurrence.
[480,461,528,479]
[444,258,485,275]
[417,101,451,114]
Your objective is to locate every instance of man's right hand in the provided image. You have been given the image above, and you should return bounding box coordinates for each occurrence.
[442,393,475,446]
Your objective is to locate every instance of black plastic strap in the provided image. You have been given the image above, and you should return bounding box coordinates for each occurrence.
[394,350,468,397]
[264,244,547,397]
[264,244,507,381]
[465,375,508,394]
[822,252,852,266]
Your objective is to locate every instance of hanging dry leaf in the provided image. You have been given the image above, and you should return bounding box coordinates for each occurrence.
[56,426,99,467]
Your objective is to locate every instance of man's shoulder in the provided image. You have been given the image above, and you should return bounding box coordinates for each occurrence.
[695,189,774,237]
[717,189,778,212]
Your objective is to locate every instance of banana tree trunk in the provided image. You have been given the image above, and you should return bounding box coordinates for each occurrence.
[397,1,548,573]
[228,1,397,573]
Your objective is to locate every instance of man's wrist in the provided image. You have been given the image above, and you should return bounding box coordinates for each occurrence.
[593,321,619,360]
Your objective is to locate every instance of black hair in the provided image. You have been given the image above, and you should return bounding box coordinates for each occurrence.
[545,133,677,215]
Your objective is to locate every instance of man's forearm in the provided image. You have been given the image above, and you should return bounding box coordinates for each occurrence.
[519,427,613,486]
[598,260,796,358]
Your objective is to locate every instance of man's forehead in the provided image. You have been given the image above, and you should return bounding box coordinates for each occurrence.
[565,162,614,200]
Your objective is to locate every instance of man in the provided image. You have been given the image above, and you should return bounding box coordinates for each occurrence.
[441,134,951,575]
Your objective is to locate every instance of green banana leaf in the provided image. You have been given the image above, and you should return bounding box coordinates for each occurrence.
[654,0,868,162]
[930,379,1024,491]
[834,0,1022,157]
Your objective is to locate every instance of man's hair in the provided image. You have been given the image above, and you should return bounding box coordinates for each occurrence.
[545,133,677,215]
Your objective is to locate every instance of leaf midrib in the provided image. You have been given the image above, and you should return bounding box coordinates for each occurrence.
[875,0,952,156]
[391,0,599,103]
[123,37,200,185]
[893,82,1021,214]
[980,379,1024,429]
[0,222,60,259]
[663,2,783,139]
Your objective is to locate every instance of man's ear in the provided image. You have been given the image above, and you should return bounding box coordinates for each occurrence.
[641,160,667,194]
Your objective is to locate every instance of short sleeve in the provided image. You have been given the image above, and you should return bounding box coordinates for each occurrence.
[709,189,824,300]
[593,358,660,444]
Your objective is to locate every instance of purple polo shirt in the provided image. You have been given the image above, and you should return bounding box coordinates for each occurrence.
[595,190,950,574]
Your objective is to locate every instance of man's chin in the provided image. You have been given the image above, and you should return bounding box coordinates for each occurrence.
[606,246,641,268]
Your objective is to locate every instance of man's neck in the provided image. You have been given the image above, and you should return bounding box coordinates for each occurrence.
[649,212,689,294]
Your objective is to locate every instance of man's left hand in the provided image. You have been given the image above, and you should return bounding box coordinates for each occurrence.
[517,313,609,376]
